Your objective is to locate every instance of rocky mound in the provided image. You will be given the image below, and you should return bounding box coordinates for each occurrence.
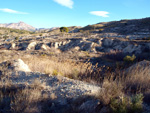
[1,37,150,56]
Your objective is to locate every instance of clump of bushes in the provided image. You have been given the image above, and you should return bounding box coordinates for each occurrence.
[60,27,69,33]
[3,35,9,40]
[39,34,42,36]
[147,37,150,40]
[79,30,84,33]
[52,69,58,76]
[15,37,19,41]
[110,94,143,113]
[123,54,136,62]
[99,29,104,33]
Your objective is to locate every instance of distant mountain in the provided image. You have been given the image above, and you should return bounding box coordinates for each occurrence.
[0,21,36,31]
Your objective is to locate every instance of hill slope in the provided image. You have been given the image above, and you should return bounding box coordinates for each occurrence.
[80,17,150,35]
[0,21,36,31]
[0,27,34,37]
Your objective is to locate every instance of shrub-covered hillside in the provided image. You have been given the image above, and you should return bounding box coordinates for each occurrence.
[0,27,34,37]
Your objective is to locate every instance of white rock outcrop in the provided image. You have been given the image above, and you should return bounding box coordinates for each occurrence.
[12,59,31,72]
[27,42,37,50]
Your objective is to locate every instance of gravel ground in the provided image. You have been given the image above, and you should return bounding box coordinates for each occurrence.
[10,71,100,99]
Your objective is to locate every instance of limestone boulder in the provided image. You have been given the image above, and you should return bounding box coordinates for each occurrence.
[74,46,80,51]
[54,42,59,49]
[9,43,16,49]
[11,59,31,72]
[41,44,50,50]
[123,44,135,53]
[102,38,114,47]
[123,44,142,54]
[36,43,50,50]
[113,45,122,51]
[79,42,94,51]
[0,59,31,72]
[27,42,37,50]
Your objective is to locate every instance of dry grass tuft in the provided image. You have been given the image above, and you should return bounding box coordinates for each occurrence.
[98,79,123,105]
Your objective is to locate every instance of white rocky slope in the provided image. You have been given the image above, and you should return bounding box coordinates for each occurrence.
[0,59,102,112]
[0,59,100,100]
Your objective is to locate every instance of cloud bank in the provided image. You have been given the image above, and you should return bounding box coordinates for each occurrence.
[53,0,74,9]
[0,8,29,14]
[89,11,109,17]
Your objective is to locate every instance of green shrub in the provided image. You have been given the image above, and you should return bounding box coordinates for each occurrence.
[72,69,79,79]
[60,27,69,33]
[110,96,129,113]
[147,37,150,40]
[39,34,43,36]
[110,94,143,113]
[3,35,9,40]
[79,30,83,33]
[15,37,19,41]
[130,94,143,113]
[123,54,136,62]
[99,29,104,33]
[52,69,58,76]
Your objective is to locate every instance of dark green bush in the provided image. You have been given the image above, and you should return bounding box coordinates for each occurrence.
[15,37,19,41]
[60,27,69,33]
[110,94,143,113]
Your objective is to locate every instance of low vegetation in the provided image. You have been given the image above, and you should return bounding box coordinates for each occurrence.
[60,27,69,33]
[0,27,34,36]
[123,54,136,63]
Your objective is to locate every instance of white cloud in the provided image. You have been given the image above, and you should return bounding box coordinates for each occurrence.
[89,11,109,17]
[53,0,74,9]
[0,8,29,14]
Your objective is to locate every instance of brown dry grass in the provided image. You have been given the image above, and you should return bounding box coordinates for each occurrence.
[123,63,150,93]
[21,55,88,79]
[0,50,89,79]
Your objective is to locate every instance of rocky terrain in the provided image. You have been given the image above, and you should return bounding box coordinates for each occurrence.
[0,17,150,113]
[0,35,149,56]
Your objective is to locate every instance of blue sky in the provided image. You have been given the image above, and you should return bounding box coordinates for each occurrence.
[0,0,149,28]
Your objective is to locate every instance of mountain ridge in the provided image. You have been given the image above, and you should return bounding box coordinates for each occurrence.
[79,17,150,35]
[0,21,36,31]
